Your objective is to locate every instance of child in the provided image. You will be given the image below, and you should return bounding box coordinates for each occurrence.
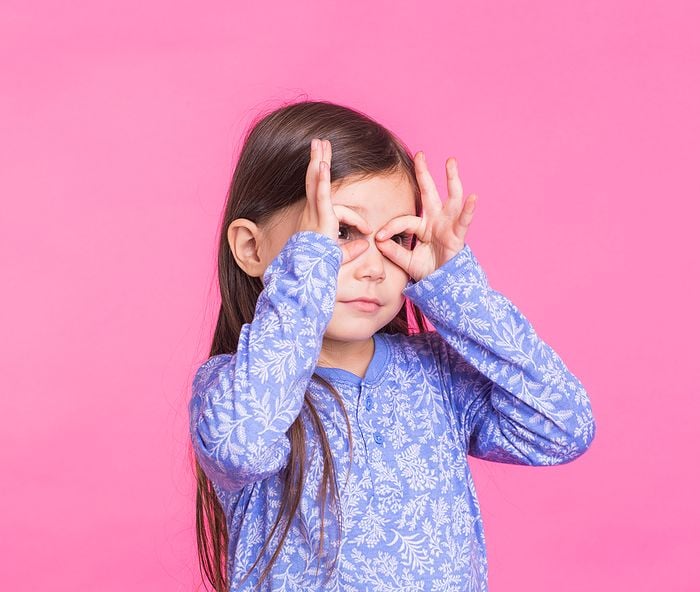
[188,100,596,592]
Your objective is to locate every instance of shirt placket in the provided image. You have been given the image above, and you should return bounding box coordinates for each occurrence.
[357,380,387,496]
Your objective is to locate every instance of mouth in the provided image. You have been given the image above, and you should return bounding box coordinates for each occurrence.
[340,298,382,312]
[344,297,381,305]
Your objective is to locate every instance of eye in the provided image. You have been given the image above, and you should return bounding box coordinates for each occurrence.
[337,224,357,242]
[391,233,415,249]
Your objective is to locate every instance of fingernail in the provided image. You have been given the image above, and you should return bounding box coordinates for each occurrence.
[376,231,386,240]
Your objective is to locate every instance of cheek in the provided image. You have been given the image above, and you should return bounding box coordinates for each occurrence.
[336,266,350,286]
[387,262,410,285]
[384,258,409,281]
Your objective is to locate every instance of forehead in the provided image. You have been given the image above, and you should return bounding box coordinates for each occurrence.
[330,172,416,223]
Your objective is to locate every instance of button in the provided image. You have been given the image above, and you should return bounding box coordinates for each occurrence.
[365,395,373,411]
[373,432,384,445]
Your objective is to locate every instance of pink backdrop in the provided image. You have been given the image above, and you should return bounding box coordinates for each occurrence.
[2,1,698,590]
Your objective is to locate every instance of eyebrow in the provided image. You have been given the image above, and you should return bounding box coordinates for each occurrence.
[344,204,414,217]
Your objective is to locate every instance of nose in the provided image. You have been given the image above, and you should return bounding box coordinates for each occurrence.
[353,236,386,281]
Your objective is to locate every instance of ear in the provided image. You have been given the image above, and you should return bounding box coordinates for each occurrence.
[227,218,266,277]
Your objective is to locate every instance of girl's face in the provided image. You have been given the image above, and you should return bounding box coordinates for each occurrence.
[256,170,417,344]
[323,171,416,343]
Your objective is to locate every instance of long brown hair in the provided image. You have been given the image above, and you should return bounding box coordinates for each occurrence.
[193,100,429,590]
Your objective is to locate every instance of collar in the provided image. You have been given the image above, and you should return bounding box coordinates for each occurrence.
[314,333,390,387]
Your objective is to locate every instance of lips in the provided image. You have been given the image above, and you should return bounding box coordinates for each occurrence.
[343,297,381,305]
[341,297,382,312]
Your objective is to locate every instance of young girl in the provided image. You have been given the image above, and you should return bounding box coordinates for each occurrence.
[188,100,596,592]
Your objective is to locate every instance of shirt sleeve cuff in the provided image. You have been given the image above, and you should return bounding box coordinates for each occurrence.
[262,231,342,286]
[403,243,489,301]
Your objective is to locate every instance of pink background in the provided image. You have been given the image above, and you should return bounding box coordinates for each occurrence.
[2,1,698,590]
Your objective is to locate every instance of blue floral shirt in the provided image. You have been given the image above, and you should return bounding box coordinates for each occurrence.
[189,231,596,591]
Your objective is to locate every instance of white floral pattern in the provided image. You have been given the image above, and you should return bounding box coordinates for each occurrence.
[189,231,596,591]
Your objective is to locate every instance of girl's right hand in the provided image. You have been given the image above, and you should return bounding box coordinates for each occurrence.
[298,138,371,264]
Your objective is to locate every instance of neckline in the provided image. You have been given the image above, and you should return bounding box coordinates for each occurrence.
[314,333,390,387]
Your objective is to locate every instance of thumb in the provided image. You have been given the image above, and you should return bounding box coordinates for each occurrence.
[340,238,369,265]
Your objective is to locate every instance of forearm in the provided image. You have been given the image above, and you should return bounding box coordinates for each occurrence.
[189,231,342,491]
[405,244,596,465]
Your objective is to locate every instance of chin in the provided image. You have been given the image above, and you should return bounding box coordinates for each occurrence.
[323,325,377,343]
[325,310,402,342]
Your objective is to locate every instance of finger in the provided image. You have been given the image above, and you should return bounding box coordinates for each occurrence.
[316,140,333,210]
[414,151,444,217]
[333,205,373,235]
[455,193,478,234]
[445,157,464,217]
[339,238,369,265]
[375,236,414,272]
[305,138,321,206]
[375,215,423,241]
[317,160,335,221]
[319,139,331,175]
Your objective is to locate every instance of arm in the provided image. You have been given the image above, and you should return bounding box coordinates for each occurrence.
[404,243,596,466]
[189,231,342,492]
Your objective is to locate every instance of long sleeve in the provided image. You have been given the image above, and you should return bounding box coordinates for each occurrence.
[189,231,342,493]
[403,243,596,466]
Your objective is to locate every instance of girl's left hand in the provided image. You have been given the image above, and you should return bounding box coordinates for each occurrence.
[376,151,477,282]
